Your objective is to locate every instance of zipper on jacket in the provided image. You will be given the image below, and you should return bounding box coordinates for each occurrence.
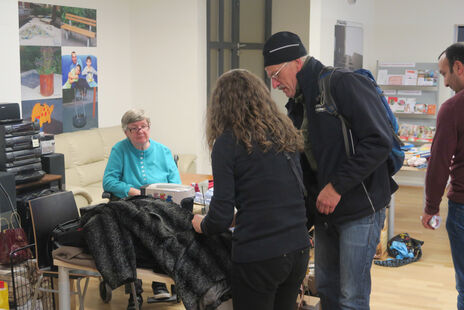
[349,130,376,214]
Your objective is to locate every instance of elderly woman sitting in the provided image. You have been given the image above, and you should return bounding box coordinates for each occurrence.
[103,109,180,197]
[103,108,180,309]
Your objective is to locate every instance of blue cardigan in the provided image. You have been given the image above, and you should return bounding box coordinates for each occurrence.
[103,138,181,198]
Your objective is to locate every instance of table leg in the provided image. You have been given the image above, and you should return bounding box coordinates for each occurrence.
[58,266,71,310]
[388,193,395,240]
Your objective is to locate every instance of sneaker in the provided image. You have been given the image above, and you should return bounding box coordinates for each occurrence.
[151,282,171,300]
[127,294,143,310]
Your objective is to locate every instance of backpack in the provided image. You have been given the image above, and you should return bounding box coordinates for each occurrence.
[316,66,405,176]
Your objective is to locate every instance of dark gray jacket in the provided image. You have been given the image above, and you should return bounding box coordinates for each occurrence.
[81,197,232,310]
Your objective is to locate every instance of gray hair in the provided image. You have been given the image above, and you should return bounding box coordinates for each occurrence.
[121,109,151,131]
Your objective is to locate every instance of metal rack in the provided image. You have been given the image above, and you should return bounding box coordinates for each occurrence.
[0,244,55,310]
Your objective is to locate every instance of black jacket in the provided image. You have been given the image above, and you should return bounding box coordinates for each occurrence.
[201,131,310,263]
[287,57,397,226]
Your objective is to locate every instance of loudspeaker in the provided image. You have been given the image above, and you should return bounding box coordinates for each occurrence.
[41,153,65,189]
[0,171,16,214]
[0,103,20,121]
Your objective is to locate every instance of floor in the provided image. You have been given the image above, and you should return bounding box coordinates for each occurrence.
[82,186,456,309]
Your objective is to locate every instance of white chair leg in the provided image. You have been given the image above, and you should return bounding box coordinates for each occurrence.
[58,267,71,310]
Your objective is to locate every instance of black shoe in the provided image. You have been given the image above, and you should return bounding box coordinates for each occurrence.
[127,294,143,310]
[151,282,171,300]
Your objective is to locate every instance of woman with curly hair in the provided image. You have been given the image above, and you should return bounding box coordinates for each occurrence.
[192,69,310,309]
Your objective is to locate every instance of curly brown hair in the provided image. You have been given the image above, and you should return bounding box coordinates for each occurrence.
[206,69,304,154]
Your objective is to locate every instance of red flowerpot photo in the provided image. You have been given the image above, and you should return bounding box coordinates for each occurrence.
[40,73,54,97]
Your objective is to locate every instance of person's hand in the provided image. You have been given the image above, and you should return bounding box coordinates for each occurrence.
[421,211,438,230]
[316,183,341,215]
[192,214,205,234]
[128,188,141,196]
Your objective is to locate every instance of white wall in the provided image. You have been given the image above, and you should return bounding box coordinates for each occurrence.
[271,0,310,111]
[0,0,134,128]
[130,0,209,173]
[0,1,21,105]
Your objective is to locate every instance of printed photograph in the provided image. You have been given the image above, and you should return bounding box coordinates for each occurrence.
[20,46,62,101]
[19,2,62,46]
[61,50,98,89]
[60,5,97,47]
[62,87,98,133]
[334,21,363,70]
[21,98,63,134]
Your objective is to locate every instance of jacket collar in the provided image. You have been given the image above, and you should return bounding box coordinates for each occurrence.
[296,57,325,106]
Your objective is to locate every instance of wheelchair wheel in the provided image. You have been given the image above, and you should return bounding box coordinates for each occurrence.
[99,281,112,303]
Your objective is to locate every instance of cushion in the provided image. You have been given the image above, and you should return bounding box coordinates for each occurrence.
[98,126,125,158]
[69,128,105,165]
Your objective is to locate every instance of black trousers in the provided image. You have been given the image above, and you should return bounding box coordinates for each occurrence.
[231,247,309,310]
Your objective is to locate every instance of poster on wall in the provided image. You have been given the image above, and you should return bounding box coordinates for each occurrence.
[19,3,61,46]
[19,46,62,101]
[21,98,63,134]
[334,20,363,70]
[61,47,99,132]
[18,1,98,134]
[456,25,464,42]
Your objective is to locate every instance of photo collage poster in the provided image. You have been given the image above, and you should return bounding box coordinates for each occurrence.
[18,2,98,134]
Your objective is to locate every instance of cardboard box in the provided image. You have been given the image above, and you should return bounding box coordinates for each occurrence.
[297,295,321,310]
[374,215,389,260]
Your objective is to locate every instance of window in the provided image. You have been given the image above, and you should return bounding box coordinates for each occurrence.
[207,0,272,98]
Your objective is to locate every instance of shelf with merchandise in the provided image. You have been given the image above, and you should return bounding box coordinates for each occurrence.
[377,61,439,186]
[394,112,436,119]
[380,84,438,91]
[399,123,435,144]
[402,143,431,169]
[377,61,439,123]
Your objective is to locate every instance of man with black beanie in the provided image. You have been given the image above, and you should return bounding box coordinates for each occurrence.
[263,31,397,310]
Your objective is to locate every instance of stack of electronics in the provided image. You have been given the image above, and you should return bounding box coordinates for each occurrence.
[0,104,45,184]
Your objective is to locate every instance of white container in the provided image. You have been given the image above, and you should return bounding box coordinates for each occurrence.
[141,183,195,205]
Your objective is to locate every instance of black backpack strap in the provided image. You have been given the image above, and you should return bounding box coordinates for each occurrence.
[317,67,351,157]
[285,152,307,197]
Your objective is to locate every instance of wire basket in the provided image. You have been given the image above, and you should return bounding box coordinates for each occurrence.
[0,244,55,310]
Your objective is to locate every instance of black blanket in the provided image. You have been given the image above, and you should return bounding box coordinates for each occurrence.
[80,196,232,310]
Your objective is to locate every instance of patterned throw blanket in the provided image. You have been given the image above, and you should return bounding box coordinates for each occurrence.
[80,196,232,310]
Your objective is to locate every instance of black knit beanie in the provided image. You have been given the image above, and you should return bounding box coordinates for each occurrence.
[263,31,307,67]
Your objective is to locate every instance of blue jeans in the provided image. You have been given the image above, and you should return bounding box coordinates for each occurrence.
[315,208,386,310]
[447,200,464,310]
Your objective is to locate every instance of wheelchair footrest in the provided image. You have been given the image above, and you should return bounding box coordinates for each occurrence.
[147,294,178,303]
